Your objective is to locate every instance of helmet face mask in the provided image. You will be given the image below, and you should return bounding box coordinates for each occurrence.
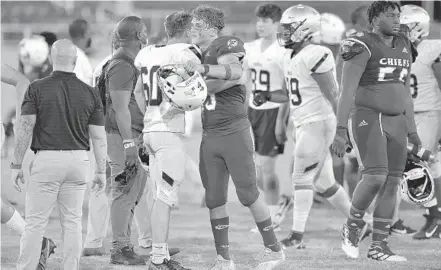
[157,64,207,111]
[400,5,430,43]
[401,159,435,205]
[277,5,321,50]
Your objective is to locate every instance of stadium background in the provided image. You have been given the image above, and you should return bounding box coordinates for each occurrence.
[1,1,441,269]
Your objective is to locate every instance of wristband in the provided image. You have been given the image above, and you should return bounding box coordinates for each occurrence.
[123,141,136,149]
[10,163,22,169]
[203,64,210,75]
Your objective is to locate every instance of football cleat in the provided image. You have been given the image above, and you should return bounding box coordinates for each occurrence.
[272,195,294,227]
[37,237,56,270]
[110,246,146,265]
[341,222,363,259]
[390,219,416,235]
[413,214,439,239]
[149,259,191,270]
[280,231,306,249]
[367,241,407,262]
[253,247,285,270]
[209,255,235,270]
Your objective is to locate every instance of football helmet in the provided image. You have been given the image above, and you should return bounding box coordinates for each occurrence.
[157,64,207,111]
[400,159,435,205]
[277,4,321,49]
[18,35,49,67]
[400,5,430,43]
[319,13,346,45]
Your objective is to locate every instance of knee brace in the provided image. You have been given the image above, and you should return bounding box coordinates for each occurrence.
[236,183,260,207]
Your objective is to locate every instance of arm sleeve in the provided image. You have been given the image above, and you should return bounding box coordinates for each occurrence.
[89,90,105,126]
[107,61,135,92]
[306,46,335,74]
[21,83,37,115]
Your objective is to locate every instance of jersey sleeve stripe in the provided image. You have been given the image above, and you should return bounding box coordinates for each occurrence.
[310,53,329,73]
[346,38,372,57]
[189,46,203,61]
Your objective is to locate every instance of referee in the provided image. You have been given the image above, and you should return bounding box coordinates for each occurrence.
[11,39,107,270]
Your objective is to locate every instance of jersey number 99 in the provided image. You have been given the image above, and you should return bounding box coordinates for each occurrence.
[140,65,162,106]
[286,77,302,106]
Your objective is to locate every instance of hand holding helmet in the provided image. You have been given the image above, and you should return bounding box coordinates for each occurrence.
[157,64,208,111]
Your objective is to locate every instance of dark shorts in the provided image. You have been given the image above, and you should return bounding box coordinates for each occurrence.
[348,107,407,177]
[199,127,259,208]
[248,107,284,156]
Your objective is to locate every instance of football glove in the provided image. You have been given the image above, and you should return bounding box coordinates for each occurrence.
[253,90,271,107]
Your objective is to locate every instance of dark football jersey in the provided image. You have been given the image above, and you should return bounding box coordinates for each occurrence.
[201,36,250,136]
[341,31,416,115]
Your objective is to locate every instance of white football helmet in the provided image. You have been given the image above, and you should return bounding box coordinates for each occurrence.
[157,65,207,111]
[400,5,430,43]
[320,13,346,45]
[401,159,435,205]
[277,4,321,49]
[19,35,49,67]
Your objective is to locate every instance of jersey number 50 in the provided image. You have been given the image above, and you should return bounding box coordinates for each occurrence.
[140,65,162,106]
[286,77,302,106]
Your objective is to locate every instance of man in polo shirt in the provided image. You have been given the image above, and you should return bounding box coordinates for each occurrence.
[11,39,107,270]
[102,16,149,265]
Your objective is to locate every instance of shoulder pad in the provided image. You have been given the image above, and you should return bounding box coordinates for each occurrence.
[340,39,366,61]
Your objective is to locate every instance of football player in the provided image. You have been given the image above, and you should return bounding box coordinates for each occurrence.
[254,4,356,249]
[244,3,292,232]
[400,4,441,240]
[1,63,56,269]
[185,5,285,269]
[134,11,203,270]
[332,1,420,261]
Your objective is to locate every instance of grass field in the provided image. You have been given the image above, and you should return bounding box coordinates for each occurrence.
[2,43,441,270]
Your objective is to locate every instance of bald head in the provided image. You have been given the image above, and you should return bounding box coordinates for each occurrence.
[51,39,77,71]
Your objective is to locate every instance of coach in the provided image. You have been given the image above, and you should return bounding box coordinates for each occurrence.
[11,39,107,270]
[100,16,148,265]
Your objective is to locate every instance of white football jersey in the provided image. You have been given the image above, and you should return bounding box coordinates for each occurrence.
[134,43,202,133]
[245,39,286,110]
[411,39,441,112]
[282,44,336,127]
[92,54,112,87]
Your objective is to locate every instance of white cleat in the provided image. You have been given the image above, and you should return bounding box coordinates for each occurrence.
[341,223,361,259]
[253,247,285,270]
[209,255,235,270]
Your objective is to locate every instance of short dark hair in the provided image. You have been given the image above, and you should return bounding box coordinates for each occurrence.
[367,1,401,24]
[255,3,282,22]
[39,31,58,47]
[351,5,368,25]
[69,19,89,39]
[165,11,193,38]
[113,16,145,43]
[192,5,225,32]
